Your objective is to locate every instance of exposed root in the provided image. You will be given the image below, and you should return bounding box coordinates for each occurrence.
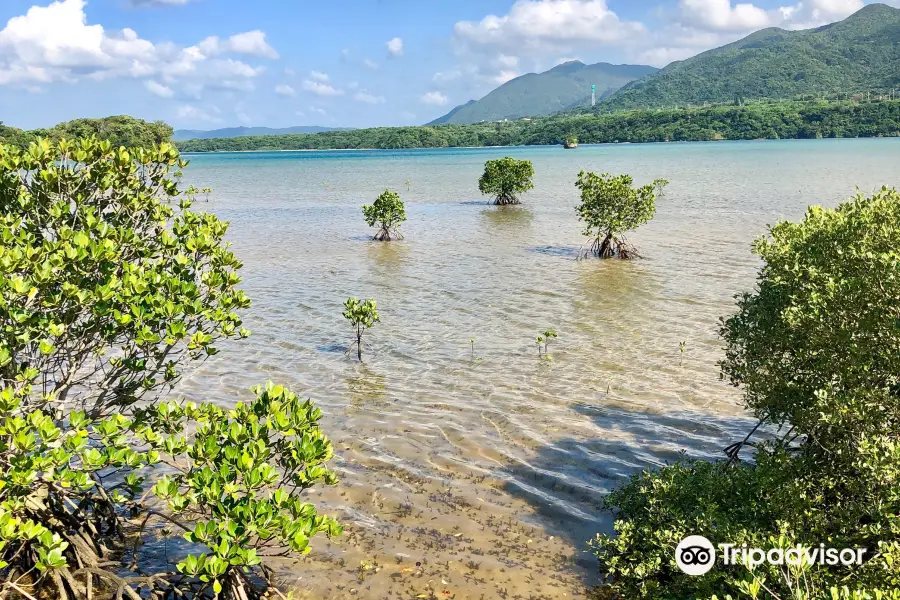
[492,195,521,206]
[372,227,403,241]
[577,233,642,260]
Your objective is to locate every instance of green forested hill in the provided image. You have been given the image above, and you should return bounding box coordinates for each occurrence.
[427,61,657,125]
[602,3,900,110]
[175,100,900,152]
[0,116,172,149]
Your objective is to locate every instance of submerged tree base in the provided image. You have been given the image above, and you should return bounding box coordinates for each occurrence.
[579,234,641,259]
[372,228,404,241]
[492,195,521,206]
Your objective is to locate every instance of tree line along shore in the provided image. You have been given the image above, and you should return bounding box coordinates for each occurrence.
[1,99,899,155]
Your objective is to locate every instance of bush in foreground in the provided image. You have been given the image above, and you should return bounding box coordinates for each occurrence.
[0,138,340,600]
[590,187,900,599]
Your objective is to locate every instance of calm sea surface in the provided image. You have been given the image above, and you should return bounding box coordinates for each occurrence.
[176,140,900,599]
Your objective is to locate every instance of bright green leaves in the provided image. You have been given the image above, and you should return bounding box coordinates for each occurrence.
[0,136,249,403]
[574,171,658,258]
[144,382,341,591]
[343,297,379,330]
[343,297,379,361]
[595,187,900,600]
[478,157,534,205]
[362,189,407,241]
[721,186,900,442]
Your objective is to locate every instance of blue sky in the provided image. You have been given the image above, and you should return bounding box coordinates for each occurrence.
[0,0,892,130]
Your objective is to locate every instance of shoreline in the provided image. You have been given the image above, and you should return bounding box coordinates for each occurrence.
[179,136,900,155]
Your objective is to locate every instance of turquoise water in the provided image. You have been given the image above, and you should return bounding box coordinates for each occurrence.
[176,139,900,599]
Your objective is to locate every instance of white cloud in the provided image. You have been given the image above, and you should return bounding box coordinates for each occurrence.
[308,105,327,116]
[224,30,278,59]
[144,79,173,97]
[363,58,378,69]
[678,0,771,32]
[176,104,221,122]
[193,30,278,59]
[284,67,295,76]
[420,91,449,106]
[309,70,330,82]
[275,84,296,97]
[386,37,403,57]
[0,0,277,93]
[675,0,864,33]
[302,79,343,96]
[354,90,385,104]
[454,0,646,55]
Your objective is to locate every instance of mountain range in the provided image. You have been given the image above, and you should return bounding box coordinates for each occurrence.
[427,61,657,125]
[172,125,352,141]
[602,2,900,110]
[174,3,900,138]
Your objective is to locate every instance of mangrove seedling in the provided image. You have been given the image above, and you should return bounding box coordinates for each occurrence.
[542,329,558,355]
[652,178,670,196]
[575,171,658,259]
[405,178,411,191]
[469,338,476,360]
[343,297,379,360]
[478,156,535,205]
[363,189,407,241]
[201,186,213,201]
[679,340,686,365]
[536,335,544,357]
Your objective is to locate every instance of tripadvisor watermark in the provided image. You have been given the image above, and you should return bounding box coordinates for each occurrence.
[675,535,867,576]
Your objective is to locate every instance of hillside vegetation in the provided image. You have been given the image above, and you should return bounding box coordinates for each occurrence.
[428,61,657,125]
[176,100,900,152]
[173,125,352,140]
[0,115,172,149]
[603,3,900,110]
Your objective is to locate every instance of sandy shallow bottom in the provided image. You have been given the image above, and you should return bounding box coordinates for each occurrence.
[169,140,900,599]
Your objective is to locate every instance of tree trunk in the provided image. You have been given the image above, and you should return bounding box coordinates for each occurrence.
[597,232,613,258]
[357,326,362,361]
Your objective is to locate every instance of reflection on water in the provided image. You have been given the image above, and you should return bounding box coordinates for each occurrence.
[177,140,900,599]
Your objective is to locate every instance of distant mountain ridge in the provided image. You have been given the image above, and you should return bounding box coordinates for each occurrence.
[601,3,900,110]
[173,125,352,141]
[427,61,657,125]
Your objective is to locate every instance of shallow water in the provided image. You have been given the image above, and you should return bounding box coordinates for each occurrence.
[177,139,900,599]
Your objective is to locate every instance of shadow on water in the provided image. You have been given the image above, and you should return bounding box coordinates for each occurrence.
[478,205,534,231]
[365,239,410,269]
[528,245,582,258]
[500,402,755,576]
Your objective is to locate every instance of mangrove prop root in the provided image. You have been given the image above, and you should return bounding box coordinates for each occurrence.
[492,195,521,206]
[578,234,641,260]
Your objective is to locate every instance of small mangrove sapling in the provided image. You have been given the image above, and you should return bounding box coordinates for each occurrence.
[574,171,658,259]
[362,189,407,241]
[343,297,379,360]
[542,329,558,355]
[652,178,670,196]
[405,178,411,191]
[478,157,535,205]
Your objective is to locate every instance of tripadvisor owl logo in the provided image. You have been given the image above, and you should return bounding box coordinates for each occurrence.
[674,535,868,576]
[675,535,716,575]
